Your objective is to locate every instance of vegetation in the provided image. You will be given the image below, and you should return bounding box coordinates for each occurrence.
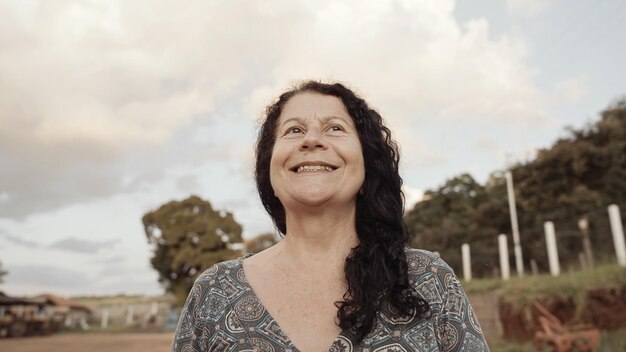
[405,98,626,277]
[244,232,278,253]
[142,196,243,305]
[463,264,626,307]
[0,260,7,283]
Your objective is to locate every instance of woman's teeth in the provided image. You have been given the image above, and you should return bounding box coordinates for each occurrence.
[297,165,334,173]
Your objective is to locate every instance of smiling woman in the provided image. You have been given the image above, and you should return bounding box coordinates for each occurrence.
[270,92,365,211]
[172,81,490,352]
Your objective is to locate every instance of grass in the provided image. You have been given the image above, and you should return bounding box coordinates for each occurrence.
[462,264,626,309]
[71,294,174,308]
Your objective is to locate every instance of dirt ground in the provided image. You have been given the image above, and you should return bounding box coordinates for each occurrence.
[0,332,174,352]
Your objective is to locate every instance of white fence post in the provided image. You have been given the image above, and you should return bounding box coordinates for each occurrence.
[126,305,134,325]
[544,221,560,276]
[101,308,109,329]
[608,204,626,267]
[461,243,472,281]
[498,234,510,280]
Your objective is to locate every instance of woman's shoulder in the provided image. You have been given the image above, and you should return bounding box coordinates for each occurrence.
[192,256,244,287]
[404,247,439,261]
[404,247,450,267]
[404,247,457,279]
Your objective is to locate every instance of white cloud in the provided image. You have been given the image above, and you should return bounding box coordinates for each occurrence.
[0,192,9,204]
[403,185,425,210]
[0,0,566,295]
[49,237,119,254]
[0,0,547,220]
[506,0,556,17]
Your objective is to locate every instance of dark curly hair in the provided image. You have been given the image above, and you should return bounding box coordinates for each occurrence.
[255,81,429,342]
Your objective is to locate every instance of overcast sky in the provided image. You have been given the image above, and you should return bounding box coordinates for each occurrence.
[1,0,625,297]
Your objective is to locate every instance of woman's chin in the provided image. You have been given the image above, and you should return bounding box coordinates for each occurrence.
[284,193,357,210]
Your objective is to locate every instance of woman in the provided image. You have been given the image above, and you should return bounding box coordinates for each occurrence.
[172,81,489,351]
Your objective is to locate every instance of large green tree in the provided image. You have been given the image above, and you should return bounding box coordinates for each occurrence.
[142,195,243,304]
[405,98,626,276]
[0,260,7,284]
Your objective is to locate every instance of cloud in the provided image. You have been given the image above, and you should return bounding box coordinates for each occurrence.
[176,174,200,194]
[7,264,94,289]
[49,236,119,254]
[0,0,547,221]
[4,262,161,296]
[506,0,556,17]
[0,231,41,247]
[0,192,9,204]
[92,254,126,264]
[403,185,425,210]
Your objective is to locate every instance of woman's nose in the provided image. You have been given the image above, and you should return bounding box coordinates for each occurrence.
[300,130,327,151]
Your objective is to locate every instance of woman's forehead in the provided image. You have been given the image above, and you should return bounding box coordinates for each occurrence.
[279,92,351,123]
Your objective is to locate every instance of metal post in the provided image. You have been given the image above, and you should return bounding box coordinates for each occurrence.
[544,221,560,276]
[498,234,510,280]
[462,243,472,281]
[505,171,524,277]
[608,204,626,266]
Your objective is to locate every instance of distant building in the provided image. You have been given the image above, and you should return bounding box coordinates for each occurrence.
[0,291,59,337]
[36,294,91,330]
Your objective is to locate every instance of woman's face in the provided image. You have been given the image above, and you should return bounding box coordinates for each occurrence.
[269,92,365,210]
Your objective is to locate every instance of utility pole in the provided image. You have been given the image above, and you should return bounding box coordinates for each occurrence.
[505,171,524,277]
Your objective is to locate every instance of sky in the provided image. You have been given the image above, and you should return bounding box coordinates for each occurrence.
[1,0,625,297]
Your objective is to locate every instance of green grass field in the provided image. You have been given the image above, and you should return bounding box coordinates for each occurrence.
[463,264,626,306]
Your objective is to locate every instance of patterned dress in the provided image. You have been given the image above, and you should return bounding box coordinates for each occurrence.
[172,248,490,351]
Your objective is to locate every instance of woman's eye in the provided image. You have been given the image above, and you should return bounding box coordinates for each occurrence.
[329,125,343,132]
[287,127,303,134]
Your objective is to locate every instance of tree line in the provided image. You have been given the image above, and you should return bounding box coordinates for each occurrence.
[404,98,626,277]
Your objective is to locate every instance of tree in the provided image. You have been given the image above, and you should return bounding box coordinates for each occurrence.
[405,174,491,274]
[245,232,279,253]
[0,260,7,283]
[405,97,626,276]
[142,195,243,305]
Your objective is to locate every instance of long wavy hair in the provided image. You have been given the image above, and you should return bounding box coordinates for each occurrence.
[255,81,429,342]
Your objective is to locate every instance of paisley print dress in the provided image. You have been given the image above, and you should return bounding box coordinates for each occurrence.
[172,248,490,351]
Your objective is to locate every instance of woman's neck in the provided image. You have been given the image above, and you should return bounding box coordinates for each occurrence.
[277,205,359,273]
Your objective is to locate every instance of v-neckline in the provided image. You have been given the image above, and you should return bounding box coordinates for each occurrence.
[237,254,349,352]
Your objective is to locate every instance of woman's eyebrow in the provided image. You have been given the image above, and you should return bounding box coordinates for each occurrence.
[280,117,303,128]
[323,115,348,123]
[280,115,350,128]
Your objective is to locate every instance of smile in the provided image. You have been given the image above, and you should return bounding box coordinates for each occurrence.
[290,162,339,173]
[296,165,335,173]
